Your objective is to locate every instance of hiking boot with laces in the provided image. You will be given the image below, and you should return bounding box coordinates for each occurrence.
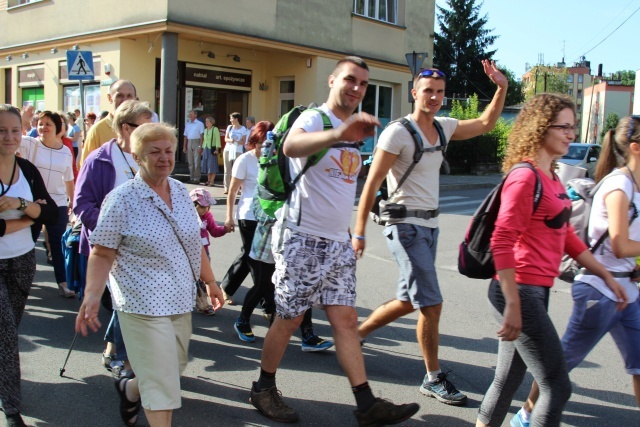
[353,398,420,426]
[249,382,299,423]
[419,371,467,406]
[301,333,334,352]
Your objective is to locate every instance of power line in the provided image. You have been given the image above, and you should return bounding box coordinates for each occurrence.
[573,0,636,57]
[578,5,640,59]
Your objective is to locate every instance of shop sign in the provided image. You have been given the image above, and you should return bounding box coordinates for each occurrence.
[185,63,252,91]
[18,65,44,87]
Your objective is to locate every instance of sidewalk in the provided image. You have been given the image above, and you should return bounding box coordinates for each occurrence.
[172,172,503,205]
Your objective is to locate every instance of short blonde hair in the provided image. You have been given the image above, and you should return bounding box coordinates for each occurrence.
[130,122,178,158]
[112,100,153,136]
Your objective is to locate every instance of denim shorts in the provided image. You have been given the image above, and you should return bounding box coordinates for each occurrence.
[562,281,640,375]
[384,223,441,308]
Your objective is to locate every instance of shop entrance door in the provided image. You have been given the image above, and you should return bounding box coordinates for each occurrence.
[22,87,45,111]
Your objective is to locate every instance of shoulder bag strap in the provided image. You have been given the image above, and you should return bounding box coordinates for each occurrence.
[153,204,199,284]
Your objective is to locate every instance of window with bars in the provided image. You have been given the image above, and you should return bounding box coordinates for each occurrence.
[353,0,397,24]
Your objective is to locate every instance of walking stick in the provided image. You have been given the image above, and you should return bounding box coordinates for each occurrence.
[59,332,79,377]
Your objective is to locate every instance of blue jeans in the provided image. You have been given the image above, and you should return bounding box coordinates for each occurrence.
[384,223,441,308]
[104,310,128,361]
[562,281,640,375]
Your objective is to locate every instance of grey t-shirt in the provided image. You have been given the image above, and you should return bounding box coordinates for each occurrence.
[376,115,458,228]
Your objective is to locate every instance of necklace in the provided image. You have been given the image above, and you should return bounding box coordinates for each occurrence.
[116,143,137,178]
[0,156,18,197]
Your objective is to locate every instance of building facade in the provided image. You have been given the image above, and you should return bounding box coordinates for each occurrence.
[582,81,634,143]
[522,60,592,142]
[0,0,435,155]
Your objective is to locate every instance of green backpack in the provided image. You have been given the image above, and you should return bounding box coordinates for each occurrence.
[256,105,333,218]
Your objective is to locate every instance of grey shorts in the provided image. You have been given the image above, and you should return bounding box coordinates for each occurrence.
[272,225,356,319]
[384,223,441,308]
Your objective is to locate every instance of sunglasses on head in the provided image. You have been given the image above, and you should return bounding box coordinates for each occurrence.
[416,69,446,79]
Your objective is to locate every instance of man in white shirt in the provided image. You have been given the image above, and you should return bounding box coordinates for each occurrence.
[352,61,508,406]
[183,110,205,183]
[249,56,420,426]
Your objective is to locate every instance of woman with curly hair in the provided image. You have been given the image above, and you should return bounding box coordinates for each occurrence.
[510,115,640,426]
[475,93,628,427]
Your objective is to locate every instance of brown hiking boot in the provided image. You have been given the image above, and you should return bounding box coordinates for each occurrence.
[354,398,420,426]
[249,382,299,423]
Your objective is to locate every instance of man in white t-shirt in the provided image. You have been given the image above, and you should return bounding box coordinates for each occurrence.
[352,61,508,406]
[183,110,205,183]
[249,56,419,426]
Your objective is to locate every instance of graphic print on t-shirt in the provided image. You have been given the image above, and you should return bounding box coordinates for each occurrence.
[544,192,572,229]
[325,149,361,184]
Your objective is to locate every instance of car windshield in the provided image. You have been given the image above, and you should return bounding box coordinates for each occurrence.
[562,145,587,160]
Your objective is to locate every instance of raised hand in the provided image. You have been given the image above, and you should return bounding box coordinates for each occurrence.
[335,112,381,143]
[482,60,508,89]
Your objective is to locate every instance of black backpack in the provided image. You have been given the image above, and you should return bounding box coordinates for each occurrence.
[458,162,542,279]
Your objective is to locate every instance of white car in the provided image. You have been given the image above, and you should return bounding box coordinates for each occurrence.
[558,143,601,178]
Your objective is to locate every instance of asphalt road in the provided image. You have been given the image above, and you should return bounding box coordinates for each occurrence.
[5,186,639,426]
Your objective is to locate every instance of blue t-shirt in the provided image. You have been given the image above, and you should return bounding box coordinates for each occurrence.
[68,124,81,148]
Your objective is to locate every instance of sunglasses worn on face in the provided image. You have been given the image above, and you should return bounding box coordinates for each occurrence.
[417,69,446,79]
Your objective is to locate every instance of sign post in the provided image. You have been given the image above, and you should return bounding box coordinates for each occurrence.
[67,50,95,137]
[405,51,427,105]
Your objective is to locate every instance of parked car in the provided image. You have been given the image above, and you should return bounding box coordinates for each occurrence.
[558,143,601,178]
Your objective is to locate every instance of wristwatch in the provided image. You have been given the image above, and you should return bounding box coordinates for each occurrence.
[17,197,29,211]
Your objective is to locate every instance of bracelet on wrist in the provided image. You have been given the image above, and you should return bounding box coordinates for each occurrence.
[353,234,365,241]
[204,279,216,286]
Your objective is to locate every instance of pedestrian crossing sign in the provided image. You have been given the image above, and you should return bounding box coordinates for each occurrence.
[66,50,94,80]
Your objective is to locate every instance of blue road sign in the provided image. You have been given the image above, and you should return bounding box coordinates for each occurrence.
[67,50,94,80]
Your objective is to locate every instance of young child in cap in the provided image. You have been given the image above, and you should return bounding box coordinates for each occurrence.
[190,188,228,315]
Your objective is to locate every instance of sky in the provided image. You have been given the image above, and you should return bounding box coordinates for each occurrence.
[434,0,640,78]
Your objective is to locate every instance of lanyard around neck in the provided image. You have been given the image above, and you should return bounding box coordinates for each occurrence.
[0,156,17,197]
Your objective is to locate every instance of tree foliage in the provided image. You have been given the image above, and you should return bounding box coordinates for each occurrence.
[433,0,497,100]
[523,65,570,100]
[609,70,635,86]
[500,68,524,106]
[448,94,512,161]
[600,112,620,142]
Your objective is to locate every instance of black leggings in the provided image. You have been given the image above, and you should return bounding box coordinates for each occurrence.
[221,219,257,296]
[0,250,35,416]
[478,279,571,427]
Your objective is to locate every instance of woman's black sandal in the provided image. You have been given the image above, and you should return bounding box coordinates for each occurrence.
[115,377,141,426]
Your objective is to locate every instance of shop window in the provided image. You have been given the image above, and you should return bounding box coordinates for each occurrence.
[8,0,45,7]
[359,83,393,153]
[63,84,101,116]
[279,78,295,118]
[353,0,397,24]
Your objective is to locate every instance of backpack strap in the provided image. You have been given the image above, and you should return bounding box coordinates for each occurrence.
[588,169,639,253]
[508,162,543,213]
[385,118,424,201]
[430,119,447,154]
[286,108,336,226]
